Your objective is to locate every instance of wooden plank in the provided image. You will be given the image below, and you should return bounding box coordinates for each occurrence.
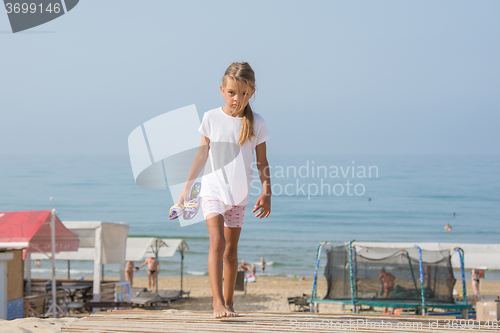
[61,310,498,333]
[6,249,23,301]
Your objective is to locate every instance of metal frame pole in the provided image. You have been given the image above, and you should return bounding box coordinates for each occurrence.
[310,241,329,313]
[349,240,356,314]
[155,239,160,294]
[415,245,425,316]
[453,247,467,305]
[45,209,64,318]
[453,246,468,319]
[180,248,184,297]
[353,245,358,299]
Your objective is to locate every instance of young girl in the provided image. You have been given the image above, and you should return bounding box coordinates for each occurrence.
[177,62,271,318]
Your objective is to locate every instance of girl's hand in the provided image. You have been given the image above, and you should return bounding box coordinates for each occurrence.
[252,193,271,219]
[177,188,190,208]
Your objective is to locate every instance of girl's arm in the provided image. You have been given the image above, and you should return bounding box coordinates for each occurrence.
[177,135,210,206]
[252,142,271,218]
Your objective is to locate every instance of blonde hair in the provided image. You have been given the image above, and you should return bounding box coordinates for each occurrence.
[222,62,256,146]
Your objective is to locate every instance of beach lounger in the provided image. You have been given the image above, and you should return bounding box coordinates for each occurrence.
[131,287,148,295]
[156,289,182,305]
[131,290,162,307]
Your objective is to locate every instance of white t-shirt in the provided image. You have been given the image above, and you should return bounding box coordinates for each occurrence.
[198,107,270,206]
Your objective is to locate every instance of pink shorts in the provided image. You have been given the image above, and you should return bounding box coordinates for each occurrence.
[202,196,246,228]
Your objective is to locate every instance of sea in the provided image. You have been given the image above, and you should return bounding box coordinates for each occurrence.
[1,154,499,280]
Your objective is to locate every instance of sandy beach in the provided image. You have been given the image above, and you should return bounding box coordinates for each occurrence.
[1,276,500,332]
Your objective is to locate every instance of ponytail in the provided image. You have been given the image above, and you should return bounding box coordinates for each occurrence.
[238,104,255,146]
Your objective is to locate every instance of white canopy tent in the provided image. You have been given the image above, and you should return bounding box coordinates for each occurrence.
[352,242,500,270]
[31,221,129,303]
[125,237,188,295]
[125,237,168,262]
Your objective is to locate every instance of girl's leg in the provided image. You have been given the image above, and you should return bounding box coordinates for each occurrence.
[206,214,227,318]
[223,226,242,316]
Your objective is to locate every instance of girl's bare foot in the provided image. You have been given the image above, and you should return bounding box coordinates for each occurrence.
[225,303,238,317]
[213,302,227,319]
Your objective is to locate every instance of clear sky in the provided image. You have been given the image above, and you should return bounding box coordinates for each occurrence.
[1,1,499,156]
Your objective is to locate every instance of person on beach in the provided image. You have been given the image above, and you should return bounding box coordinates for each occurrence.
[424,265,432,288]
[379,267,395,297]
[238,260,251,272]
[472,269,480,294]
[238,260,256,277]
[261,257,266,274]
[137,257,160,291]
[378,268,385,296]
[177,62,271,318]
[444,223,452,232]
[125,261,137,287]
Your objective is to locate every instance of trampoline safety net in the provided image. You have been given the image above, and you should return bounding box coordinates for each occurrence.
[324,245,456,303]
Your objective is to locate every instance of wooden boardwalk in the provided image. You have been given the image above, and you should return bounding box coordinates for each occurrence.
[61,310,499,333]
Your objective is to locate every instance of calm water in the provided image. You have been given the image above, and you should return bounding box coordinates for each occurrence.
[1,154,499,279]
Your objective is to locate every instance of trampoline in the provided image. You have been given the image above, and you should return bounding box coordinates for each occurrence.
[308,241,472,317]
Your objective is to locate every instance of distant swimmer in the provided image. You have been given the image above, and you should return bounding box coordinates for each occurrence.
[444,223,452,232]
[453,212,456,217]
[368,198,371,202]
